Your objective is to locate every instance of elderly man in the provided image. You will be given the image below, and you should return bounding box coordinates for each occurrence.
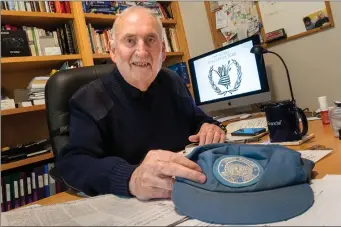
[56,6,225,201]
[314,11,330,28]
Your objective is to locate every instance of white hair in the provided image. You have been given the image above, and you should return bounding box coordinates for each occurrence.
[110,6,163,49]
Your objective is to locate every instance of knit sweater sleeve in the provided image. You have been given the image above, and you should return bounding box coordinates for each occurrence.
[55,79,137,197]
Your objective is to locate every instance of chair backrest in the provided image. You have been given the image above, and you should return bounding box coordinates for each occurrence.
[45,64,115,157]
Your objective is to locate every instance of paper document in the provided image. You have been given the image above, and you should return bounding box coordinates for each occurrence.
[178,175,341,226]
[216,114,252,123]
[322,174,341,181]
[177,219,220,226]
[298,150,332,163]
[270,175,341,226]
[1,194,186,226]
[225,117,267,134]
[215,10,228,29]
[17,204,42,210]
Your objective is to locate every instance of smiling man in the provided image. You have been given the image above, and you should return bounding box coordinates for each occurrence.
[56,6,225,201]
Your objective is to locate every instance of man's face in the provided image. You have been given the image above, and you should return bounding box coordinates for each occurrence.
[318,12,325,19]
[110,10,166,90]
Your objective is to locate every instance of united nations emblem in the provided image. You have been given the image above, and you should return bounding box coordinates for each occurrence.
[208,59,242,96]
[213,155,263,188]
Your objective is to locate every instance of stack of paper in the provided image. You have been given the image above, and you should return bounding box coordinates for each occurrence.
[27,77,49,105]
[1,194,187,226]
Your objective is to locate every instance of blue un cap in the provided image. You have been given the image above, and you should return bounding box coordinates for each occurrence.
[172,143,315,225]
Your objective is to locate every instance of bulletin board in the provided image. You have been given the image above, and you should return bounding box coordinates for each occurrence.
[205,2,261,49]
[205,1,335,48]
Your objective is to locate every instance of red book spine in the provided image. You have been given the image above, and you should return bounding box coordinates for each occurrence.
[60,1,66,13]
[64,1,71,13]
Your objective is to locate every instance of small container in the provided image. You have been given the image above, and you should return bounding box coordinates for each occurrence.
[329,101,341,137]
[318,96,330,125]
[321,111,330,125]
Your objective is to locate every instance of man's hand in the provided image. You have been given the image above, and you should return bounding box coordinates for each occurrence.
[188,123,225,145]
[129,150,206,201]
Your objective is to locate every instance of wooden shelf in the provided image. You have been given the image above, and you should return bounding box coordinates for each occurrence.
[1,105,46,116]
[1,54,81,71]
[1,10,73,27]
[93,52,184,59]
[93,53,111,59]
[85,13,176,26]
[1,152,54,172]
[166,52,184,57]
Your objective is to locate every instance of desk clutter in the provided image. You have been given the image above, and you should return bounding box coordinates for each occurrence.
[1,76,48,109]
[1,162,66,212]
[0,154,338,226]
[1,139,52,164]
[1,61,81,111]
[1,194,186,226]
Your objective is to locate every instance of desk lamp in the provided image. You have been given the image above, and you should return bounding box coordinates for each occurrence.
[250,45,295,103]
[250,45,308,142]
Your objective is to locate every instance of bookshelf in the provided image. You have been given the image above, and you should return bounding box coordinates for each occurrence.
[93,51,184,59]
[1,55,81,70]
[84,13,177,26]
[1,10,73,27]
[2,152,54,171]
[1,105,46,116]
[1,0,191,180]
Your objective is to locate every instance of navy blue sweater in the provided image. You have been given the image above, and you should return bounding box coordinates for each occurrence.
[56,66,217,196]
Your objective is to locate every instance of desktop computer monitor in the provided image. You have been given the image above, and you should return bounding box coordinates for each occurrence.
[188,35,271,114]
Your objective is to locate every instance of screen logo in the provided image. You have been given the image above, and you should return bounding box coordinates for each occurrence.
[208,59,242,96]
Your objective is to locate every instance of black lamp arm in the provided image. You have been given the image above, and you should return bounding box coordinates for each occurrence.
[267,50,295,103]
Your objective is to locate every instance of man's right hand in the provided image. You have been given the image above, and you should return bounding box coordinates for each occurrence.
[128,150,206,201]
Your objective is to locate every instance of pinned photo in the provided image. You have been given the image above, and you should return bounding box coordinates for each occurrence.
[303,8,330,31]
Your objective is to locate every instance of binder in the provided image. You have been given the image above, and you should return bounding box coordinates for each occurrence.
[19,172,26,206]
[37,166,45,200]
[47,163,56,196]
[31,170,38,202]
[25,171,33,204]
[1,177,4,212]
[43,164,50,197]
[13,180,20,209]
[4,176,11,211]
[11,173,20,209]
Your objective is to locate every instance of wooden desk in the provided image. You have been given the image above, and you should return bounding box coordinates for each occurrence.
[29,120,341,207]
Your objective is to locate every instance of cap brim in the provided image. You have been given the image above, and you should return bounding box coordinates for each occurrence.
[172,181,314,225]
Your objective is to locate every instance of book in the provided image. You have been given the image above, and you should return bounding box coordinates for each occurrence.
[168,62,190,85]
[267,133,315,146]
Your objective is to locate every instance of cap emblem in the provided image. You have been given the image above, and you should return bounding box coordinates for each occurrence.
[213,155,263,188]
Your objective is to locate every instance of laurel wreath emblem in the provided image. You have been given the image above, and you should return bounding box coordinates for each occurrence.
[208,59,242,96]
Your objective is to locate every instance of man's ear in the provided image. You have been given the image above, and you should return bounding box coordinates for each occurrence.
[161,40,166,62]
[109,40,116,63]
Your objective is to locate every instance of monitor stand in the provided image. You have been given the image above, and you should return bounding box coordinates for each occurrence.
[235,105,253,114]
[210,104,261,122]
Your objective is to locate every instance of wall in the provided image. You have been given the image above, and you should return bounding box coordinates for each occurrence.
[179,2,341,111]
[178,1,215,58]
[265,1,341,111]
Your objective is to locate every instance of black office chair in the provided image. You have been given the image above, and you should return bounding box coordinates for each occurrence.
[45,64,115,184]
